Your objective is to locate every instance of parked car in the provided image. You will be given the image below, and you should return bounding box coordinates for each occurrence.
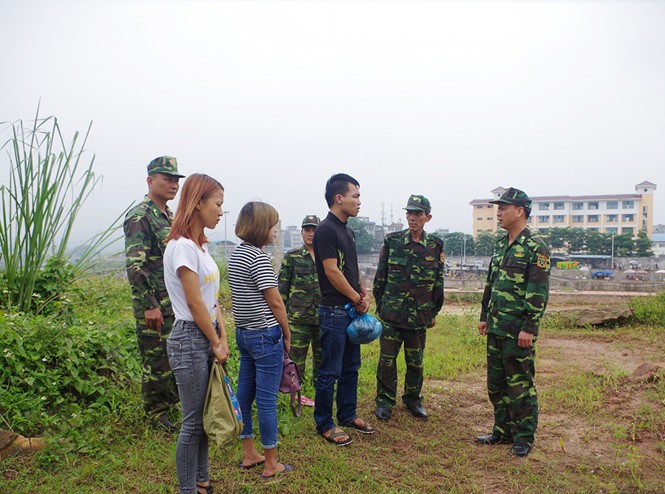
[591,270,614,280]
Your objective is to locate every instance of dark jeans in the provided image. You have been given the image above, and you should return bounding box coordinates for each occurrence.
[314,305,361,434]
[167,320,213,494]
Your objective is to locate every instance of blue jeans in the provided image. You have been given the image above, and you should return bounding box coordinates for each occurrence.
[314,305,361,434]
[167,320,213,494]
[235,325,283,449]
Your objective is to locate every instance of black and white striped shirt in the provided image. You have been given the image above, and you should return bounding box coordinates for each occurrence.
[228,244,278,329]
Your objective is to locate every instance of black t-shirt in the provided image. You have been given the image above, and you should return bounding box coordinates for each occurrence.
[313,211,361,306]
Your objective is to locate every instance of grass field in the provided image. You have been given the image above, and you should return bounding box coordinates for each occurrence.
[2,287,664,493]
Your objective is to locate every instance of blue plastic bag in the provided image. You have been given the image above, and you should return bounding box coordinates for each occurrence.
[345,304,383,344]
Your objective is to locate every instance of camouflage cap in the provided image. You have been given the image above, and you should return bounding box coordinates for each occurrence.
[403,194,431,214]
[301,215,321,227]
[490,187,532,213]
[147,156,185,177]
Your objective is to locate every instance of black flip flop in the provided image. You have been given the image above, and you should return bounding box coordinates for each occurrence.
[320,428,353,446]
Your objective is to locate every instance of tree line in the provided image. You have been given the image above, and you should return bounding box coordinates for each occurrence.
[347,220,654,259]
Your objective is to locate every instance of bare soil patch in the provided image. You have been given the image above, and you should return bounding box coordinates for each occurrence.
[425,332,665,493]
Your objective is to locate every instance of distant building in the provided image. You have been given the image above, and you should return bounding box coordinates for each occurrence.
[470,181,657,238]
[652,234,665,256]
[282,225,301,251]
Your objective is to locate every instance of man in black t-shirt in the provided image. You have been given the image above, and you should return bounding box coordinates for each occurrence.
[313,173,376,447]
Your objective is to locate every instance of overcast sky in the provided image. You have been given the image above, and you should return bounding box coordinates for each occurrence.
[1,0,664,244]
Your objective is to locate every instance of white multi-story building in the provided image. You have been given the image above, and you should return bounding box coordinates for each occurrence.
[470,181,657,238]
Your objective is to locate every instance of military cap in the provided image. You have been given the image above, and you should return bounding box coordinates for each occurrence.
[147,156,185,177]
[490,187,532,213]
[403,194,431,214]
[301,215,321,227]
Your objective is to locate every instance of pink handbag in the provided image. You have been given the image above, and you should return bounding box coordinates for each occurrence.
[279,353,302,417]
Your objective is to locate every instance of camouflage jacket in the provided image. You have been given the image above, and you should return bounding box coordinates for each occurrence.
[480,227,550,338]
[278,246,321,325]
[373,230,445,329]
[124,195,174,319]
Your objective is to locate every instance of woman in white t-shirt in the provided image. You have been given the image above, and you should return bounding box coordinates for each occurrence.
[164,173,228,494]
[228,202,294,480]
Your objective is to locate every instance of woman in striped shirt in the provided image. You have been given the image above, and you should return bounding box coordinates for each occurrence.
[228,202,294,480]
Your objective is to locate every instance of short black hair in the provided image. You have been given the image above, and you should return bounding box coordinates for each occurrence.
[324,173,360,207]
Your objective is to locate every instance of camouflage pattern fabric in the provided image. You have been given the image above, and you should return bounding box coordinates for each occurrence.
[124,195,178,417]
[278,246,322,383]
[373,230,444,329]
[373,229,443,410]
[278,246,321,325]
[289,323,322,386]
[135,315,179,416]
[480,227,550,338]
[480,227,549,446]
[376,323,427,409]
[487,334,538,446]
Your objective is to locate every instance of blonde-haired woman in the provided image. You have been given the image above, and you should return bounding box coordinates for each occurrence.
[228,201,294,479]
[164,173,229,494]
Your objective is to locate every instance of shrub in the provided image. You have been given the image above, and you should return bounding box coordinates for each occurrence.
[630,293,665,327]
[0,275,141,452]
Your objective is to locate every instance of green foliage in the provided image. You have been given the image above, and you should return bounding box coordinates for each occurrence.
[0,108,129,314]
[474,232,499,256]
[630,293,665,327]
[542,227,653,257]
[347,217,375,254]
[436,231,475,259]
[634,231,653,257]
[0,275,141,451]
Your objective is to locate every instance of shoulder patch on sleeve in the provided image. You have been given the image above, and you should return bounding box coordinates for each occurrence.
[536,253,550,270]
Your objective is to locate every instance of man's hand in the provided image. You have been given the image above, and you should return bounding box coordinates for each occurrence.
[356,296,371,315]
[517,331,534,348]
[477,321,487,336]
[430,317,436,328]
[145,307,164,332]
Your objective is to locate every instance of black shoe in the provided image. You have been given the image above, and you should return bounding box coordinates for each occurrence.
[510,441,532,457]
[407,404,428,419]
[476,433,512,445]
[375,407,392,421]
[152,415,179,434]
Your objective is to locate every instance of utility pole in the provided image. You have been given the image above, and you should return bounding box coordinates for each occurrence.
[223,210,230,258]
[611,233,615,270]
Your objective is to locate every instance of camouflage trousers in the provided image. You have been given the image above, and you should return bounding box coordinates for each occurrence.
[135,315,179,418]
[486,334,538,446]
[375,323,427,409]
[288,323,322,386]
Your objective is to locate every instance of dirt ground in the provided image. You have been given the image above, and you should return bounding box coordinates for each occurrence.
[425,315,665,493]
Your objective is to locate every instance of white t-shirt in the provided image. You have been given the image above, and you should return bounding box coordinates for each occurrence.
[164,237,220,322]
[228,244,278,330]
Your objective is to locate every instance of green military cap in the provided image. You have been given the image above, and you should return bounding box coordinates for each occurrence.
[301,215,321,227]
[490,187,532,214]
[403,194,431,214]
[147,156,185,177]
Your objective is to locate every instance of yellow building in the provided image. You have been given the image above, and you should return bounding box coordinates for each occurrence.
[470,181,657,238]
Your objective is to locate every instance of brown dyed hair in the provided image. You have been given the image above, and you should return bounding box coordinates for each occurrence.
[168,173,224,247]
[235,202,279,248]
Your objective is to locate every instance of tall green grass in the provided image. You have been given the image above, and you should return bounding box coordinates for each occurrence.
[0,107,128,314]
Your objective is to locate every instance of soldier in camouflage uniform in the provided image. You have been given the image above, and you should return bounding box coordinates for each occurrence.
[373,195,444,420]
[124,156,185,432]
[278,215,322,392]
[476,187,550,458]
